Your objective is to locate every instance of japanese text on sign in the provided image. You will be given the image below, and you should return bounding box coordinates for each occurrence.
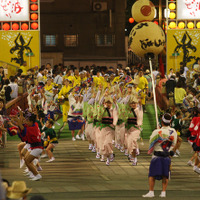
[0,0,29,21]
[177,0,200,19]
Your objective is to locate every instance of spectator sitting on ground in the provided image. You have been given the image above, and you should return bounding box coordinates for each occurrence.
[6,181,32,200]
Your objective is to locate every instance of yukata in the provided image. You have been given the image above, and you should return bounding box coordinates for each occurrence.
[97,103,118,157]
[67,94,85,131]
[148,126,177,180]
[125,105,143,155]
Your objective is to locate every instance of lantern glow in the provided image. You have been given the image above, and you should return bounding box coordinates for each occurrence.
[169,3,176,10]
[31,22,38,30]
[187,22,194,29]
[169,22,176,29]
[21,23,29,30]
[3,23,10,30]
[178,22,185,29]
[31,4,38,11]
[31,13,38,20]
[129,18,134,23]
[12,23,19,30]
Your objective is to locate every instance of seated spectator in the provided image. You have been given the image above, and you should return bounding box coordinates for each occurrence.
[6,181,32,200]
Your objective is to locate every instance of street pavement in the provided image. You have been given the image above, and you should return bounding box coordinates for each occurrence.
[1,139,200,200]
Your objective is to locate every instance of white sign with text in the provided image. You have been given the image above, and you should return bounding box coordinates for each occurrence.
[0,0,29,21]
[177,0,200,20]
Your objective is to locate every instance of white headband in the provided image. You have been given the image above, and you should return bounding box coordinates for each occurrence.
[162,115,171,124]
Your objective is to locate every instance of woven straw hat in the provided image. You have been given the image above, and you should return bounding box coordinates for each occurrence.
[7,181,32,199]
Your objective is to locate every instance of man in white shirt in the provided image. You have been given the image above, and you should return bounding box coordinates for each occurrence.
[9,76,18,99]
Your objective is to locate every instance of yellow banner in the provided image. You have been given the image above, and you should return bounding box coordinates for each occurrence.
[0,31,40,75]
[167,29,200,73]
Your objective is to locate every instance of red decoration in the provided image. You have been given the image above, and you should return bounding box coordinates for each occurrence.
[21,23,29,30]
[12,23,19,30]
[31,22,38,30]
[31,0,37,2]
[3,23,10,30]
[31,4,38,11]
[154,21,158,25]
[31,13,38,20]
[129,18,134,23]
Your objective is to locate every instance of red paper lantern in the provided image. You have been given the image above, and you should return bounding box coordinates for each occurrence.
[31,13,38,20]
[3,23,10,30]
[21,23,29,30]
[31,4,38,11]
[129,17,134,23]
[31,0,37,2]
[154,21,158,25]
[31,22,38,30]
[12,23,19,30]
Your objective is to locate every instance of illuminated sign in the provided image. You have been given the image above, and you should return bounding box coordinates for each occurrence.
[0,0,29,21]
[177,0,200,20]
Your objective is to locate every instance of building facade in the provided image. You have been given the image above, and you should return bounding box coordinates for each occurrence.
[40,0,126,68]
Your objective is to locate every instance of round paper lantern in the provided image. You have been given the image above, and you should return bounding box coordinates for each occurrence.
[12,23,19,30]
[129,22,165,57]
[3,23,10,30]
[196,22,200,29]
[169,3,176,10]
[31,4,38,11]
[154,21,158,25]
[187,22,194,29]
[21,23,29,30]
[132,0,155,23]
[31,13,38,20]
[169,12,176,19]
[31,22,38,30]
[169,22,176,29]
[129,17,134,23]
[178,22,185,29]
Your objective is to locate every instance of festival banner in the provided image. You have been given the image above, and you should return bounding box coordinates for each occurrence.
[167,29,200,73]
[0,31,40,75]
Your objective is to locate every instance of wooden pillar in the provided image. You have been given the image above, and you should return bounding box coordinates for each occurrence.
[159,0,162,26]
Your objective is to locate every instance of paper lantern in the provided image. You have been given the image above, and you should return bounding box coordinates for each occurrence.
[154,21,158,25]
[197,22,200,29]
[129,18,134,23]
[31,22,38,30]
[132,0,155,23]
[3,23,10,30]
[169,12,176,19]
[169,3,176,10]
[21,23,29,30]
[169,22,176,29]
[31,13,38,20]
[178,22,185,29]
[31,4,38,11]
[129,22,165,57]
[31,0,37,2]
[12,23,19,30]
[187,22,194,29]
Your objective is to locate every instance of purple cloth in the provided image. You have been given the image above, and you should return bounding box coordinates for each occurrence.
[149,157,171,180]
